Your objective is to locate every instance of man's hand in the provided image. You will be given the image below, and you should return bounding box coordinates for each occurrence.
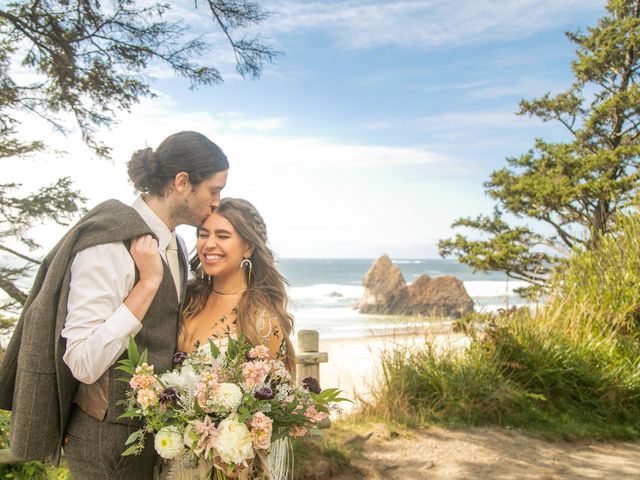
[124,235,163,322]
[129,235,163,289]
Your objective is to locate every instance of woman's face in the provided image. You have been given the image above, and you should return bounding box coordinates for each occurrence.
[197,211,252,280]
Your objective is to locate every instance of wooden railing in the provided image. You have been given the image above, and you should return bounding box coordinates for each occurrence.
[0,330,329,465]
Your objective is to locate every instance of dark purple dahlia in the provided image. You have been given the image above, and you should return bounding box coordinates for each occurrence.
[255,387,275,400]
[302,377,321,394]
[159,387,180,404]
[173,351,188,367]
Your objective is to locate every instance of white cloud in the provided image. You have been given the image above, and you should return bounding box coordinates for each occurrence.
[359,109,552,133]
[268,0,604,50]
[9,95,465,258]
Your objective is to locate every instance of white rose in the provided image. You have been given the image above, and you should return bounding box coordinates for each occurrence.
[160,365,198,394]
[154,427,185,460]
[212,383,243,412]
[215,415,254,465]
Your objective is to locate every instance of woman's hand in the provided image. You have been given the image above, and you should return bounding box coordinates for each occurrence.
[129,234,163,289]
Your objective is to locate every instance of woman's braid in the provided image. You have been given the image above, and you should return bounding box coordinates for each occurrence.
[252,210,268,245]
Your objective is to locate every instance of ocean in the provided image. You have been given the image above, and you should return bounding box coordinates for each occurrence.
[0,257,528,348]
[278,258,528,340]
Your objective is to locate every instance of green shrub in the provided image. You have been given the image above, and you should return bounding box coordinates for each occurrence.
[359,209,640,439]
[0,410,70,480]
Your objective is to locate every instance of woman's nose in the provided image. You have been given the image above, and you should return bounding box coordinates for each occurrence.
[204,236,217,248]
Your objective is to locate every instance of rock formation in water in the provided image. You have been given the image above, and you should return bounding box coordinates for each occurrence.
[357,254,474,318]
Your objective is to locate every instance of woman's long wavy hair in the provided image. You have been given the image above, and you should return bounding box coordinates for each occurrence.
[182,198,296,376]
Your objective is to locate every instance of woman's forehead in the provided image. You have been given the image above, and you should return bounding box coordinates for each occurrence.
[201,211,234,231]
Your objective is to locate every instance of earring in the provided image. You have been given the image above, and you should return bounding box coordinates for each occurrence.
[199,267,211,285]
[240,258,253,288]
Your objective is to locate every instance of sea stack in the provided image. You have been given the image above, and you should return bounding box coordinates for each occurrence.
[358,254,409,314]
[357,255,474,318]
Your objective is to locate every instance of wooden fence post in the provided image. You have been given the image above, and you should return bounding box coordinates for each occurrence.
[296,330,328,387]
[296,329,331,429]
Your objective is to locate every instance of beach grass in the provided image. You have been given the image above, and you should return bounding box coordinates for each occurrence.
[356,210,640,440]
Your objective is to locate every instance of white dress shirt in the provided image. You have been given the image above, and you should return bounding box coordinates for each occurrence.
[62,196,178,384]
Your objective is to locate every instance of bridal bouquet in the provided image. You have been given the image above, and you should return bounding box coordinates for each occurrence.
[117,336,347,479]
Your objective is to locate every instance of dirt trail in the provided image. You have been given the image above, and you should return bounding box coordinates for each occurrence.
[331,424,640,479]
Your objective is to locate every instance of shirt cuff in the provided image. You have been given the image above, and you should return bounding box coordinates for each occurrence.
[104,303,143,342]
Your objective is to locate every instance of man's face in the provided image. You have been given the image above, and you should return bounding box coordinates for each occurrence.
[175,170,228,227]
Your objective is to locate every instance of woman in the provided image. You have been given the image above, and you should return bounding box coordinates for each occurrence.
[159,198,295,480]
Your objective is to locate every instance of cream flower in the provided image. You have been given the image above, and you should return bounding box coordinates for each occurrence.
[154,427,185,460]
[215,415,254,465]
[212,383,243,412]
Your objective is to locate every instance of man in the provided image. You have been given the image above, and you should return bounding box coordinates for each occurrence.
[0,131,229,478]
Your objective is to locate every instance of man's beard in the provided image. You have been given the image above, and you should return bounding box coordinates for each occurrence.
[170,196,200,227]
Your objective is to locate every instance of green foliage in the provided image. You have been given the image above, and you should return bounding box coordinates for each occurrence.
[363,208,640,439]
[0,410,70,479]
[0,0,278,158]
[440,0,640,288]
[0,179,86,311]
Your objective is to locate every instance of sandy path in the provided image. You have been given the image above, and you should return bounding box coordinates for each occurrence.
[315,330,640,479]
[332,424,640,479]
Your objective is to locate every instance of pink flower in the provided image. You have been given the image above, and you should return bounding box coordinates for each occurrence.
[137,388,158,408]
[250,412,273,450]
[248,345,270,360]
[289,425,308,437]
[304,405,329,424]
[129,373,156,391]
[196,370,222,411]
[242,361,271,389]
[191,416,219,460]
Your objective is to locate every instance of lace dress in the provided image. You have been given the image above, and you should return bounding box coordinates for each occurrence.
[156,308,290,480]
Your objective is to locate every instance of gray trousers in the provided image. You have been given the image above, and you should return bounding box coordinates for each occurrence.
[63,406,157,479]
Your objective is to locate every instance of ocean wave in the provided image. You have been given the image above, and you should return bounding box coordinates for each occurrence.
[392,260,422,264]
[290,306,360,320]
[288,284,364,301]
[287,279,528,308]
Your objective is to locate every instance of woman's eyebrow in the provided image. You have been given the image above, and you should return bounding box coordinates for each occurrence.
[214,228,232,235]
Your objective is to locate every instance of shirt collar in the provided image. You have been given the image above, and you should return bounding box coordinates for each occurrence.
[131,196,173,252]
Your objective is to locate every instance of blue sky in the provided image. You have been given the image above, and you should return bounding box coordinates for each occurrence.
[13,0,607,258]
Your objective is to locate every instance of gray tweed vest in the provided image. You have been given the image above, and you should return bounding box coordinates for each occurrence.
[0,200,182,462]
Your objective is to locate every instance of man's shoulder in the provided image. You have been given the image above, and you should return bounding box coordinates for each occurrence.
[77,199,150,237]
[41,200,152,262]
[89,199,138,219]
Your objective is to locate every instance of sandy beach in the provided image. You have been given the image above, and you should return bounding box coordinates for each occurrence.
[316,323,470,407]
